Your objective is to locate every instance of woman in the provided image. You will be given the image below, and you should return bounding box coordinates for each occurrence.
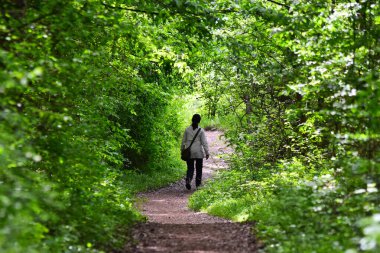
[181,114,210,190]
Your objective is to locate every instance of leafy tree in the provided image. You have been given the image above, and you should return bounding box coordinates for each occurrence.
[190,0,379,252]
[0,0,212,251]
[1,0,379,252]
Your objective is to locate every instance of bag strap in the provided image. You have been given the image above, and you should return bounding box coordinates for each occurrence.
[188,128,201,149]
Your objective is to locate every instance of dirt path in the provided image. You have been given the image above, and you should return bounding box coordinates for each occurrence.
[119,131,260,253]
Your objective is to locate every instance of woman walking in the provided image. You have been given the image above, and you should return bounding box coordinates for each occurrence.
[181,114,210,190]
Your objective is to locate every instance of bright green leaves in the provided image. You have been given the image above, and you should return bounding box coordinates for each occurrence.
[1,0,379,252]
[0,0,194,252]
[188,0,379,253]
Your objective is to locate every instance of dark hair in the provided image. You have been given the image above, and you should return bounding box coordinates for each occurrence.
[192,114,201,124]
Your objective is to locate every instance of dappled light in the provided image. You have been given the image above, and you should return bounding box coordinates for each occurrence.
[1,0,379,252]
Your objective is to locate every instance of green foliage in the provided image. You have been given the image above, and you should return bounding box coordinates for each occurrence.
[189,0,380,252]
[180,94,230,130]
[1,0,193,252]
[1,0,379,252]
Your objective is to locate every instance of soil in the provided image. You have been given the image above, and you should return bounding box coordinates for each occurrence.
[118,131,261,253]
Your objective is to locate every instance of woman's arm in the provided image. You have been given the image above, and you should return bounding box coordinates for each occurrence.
[200,129,210,158]
[181,129,187,151]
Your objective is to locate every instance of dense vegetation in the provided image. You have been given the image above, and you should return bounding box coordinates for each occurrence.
[1,0,379,252]
[0,1,196,252]
[189,1,380,253]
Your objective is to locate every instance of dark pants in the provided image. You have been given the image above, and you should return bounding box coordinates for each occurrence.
[186,159,203,186]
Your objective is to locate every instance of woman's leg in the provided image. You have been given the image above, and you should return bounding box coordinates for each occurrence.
[195,159,203,187]
[186,159,195,189]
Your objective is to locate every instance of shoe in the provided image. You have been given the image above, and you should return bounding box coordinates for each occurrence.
[185,178,191,190]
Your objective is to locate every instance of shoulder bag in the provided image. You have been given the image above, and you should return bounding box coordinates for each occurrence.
[181,128,201,161]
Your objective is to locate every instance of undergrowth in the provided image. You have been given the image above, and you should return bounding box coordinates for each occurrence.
[190,157,380,253]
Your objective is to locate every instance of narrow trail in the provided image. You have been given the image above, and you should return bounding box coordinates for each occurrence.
[120,131,260,253]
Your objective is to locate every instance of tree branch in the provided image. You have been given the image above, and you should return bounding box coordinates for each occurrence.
[16,11,58,29]
[101,1,239,17]
[266,0,290,10]
[101,2,159,15]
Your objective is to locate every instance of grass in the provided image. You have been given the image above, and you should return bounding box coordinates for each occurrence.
[125,157,186,194]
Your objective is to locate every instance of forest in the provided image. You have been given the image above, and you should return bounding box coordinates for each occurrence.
[0,0,379,252]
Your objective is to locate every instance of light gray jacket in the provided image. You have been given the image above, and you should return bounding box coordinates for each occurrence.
[181,126,210,159]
